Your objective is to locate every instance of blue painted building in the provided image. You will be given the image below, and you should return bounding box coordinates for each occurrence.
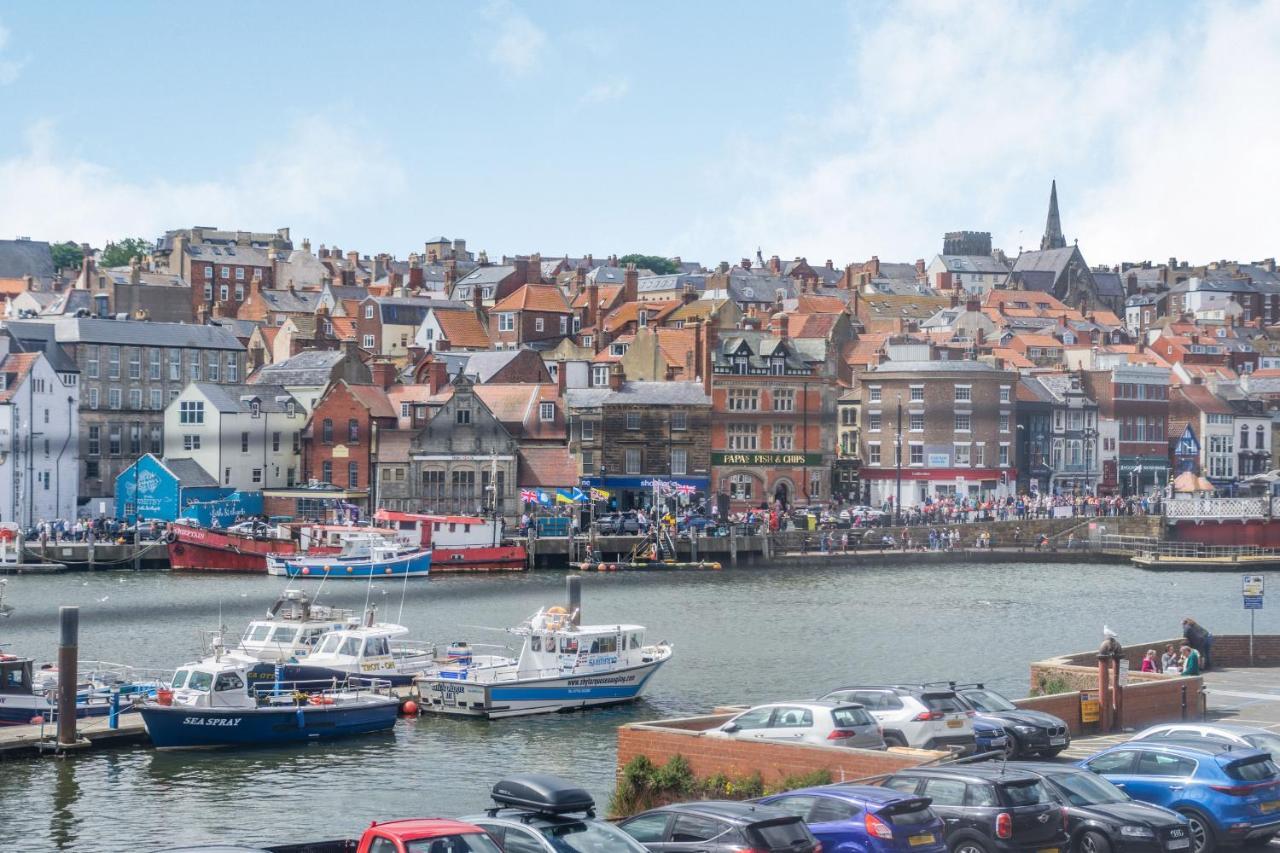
[113,455,226,522]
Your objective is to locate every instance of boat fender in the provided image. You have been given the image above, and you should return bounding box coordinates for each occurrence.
[164,530,177,544]
[309,695,335,705]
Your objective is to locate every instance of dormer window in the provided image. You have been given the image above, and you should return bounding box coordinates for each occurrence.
[638,311,648,327]
[286,401,296,418]
[250,400,261,418]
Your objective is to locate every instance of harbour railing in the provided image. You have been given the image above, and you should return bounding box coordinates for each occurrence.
[1099,535,1280,560]
[1165,497,1269,521]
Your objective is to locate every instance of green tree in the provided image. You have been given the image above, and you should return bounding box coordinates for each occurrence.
[618,254,679,275]
[50,241,83,271]
[100,237,152,268]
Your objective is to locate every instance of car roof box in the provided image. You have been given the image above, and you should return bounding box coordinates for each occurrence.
[491,774,596,816]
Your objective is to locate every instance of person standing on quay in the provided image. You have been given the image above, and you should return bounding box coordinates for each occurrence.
[1182,618,1212,670]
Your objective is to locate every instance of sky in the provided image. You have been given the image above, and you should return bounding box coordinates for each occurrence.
[0,0,1277,269]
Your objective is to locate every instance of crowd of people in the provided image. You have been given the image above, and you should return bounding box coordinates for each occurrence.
[1140,618,1213,675]
[23,517,136,545]
[882,492,1162,526]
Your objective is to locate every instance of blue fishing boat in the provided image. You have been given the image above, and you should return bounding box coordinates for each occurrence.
[0,653,165,725]
[139,652,400,748]
[266,534,431,580]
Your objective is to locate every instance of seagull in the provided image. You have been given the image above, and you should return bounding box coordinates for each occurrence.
[1103,625,1117,639]
[97,595,109,603]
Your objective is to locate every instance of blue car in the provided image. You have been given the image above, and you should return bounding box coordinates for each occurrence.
[1080,739,1280,853]
[758,784,948,853]
[973,715,1010,758]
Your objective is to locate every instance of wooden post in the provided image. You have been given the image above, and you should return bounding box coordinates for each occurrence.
[57,606,79,746]
[1096,655,1113,733]
[1112,657,1124,730]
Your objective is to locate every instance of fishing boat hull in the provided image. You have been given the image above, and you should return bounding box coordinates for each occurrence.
[167,523,297,574]
[417,653,670,719]
[432,545,527,572]
[253,663,423,688]
[0,687,156,725]
[266,549,432,579]
[139,698,400,748]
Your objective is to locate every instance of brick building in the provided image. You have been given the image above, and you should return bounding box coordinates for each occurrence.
[858,360,1019,509]
[1082,364,1171,495]
[302,380,397,510]
[568,377,712,511]
[488,284,572,349]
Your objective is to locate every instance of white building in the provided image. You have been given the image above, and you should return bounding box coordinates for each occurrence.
[925,255,1010,295]
[0,333,79,524]
[164,383,303,490]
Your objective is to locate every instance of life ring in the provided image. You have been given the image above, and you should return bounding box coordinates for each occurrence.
[0,528,15,542]
[308,695,335,706]
[164,530,177,544]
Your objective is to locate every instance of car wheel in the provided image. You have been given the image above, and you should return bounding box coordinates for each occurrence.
[1078,830,1112,853]
[951,839,990,853]
[1003,733,1021,759]
[1178,811,1216,853]
[884,733,908,748]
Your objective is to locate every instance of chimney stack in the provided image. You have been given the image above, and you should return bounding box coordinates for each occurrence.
[370,360,397,390]
[768,255,781,275]
[623,262,638,304]
[556,360,567,396]
[528,253,542,284]
[772,311,790,339]
[702,321,717,397]
[444,259,458,291]
[425,357,450,395]
[409,254,424,291]
[586,279,600,329]
[608,363,624,391]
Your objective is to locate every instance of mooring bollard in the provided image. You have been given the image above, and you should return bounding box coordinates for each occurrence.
[108,684,120,730]
[57,606,79,747]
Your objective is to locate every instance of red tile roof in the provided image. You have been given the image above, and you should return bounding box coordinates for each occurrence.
[0,352,38,403]
[473,383,565,440]
[493,284,570,313]
[345,383,397,419]
[433,308,491,349]
[518,446,578,488]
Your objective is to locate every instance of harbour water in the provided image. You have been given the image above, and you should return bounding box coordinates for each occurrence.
[0,561,1265,851]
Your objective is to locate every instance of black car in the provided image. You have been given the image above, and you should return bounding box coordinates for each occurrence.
[619,800,821,853]
[1017,763,1190,853]
[955,684,1071,758]
[882,765,1070,853]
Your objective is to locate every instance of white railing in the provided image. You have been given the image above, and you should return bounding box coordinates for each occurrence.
[1164,497,1268,520]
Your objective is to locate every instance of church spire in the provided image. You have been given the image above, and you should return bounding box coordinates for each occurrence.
[1040,179,1066,250]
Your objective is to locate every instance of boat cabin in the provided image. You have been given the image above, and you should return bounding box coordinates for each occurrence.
[373,509,496,549]
[298,524,395,554]
[305,624,412,673]
[514,608,647,677]
[168,658,257,709]
[237,590,358,661]
[0,655,33,695]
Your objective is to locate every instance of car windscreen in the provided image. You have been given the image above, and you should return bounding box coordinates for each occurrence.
[961,689,1017,713]
[922,693,966,714]
[407,835,505,853]
[832,707,875,728]
[751,818,815,850]
[1225,756,1280,782]
[879,800,935,826]
[1000,780,1052,806]
[1045,772,1128,806]
[541,821,651,853]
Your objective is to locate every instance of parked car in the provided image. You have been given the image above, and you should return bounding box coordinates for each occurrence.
[881,765,1070,853]
[160,818,507,853]
[757,783,947,853]
[953,683,1071,758]
[973,716,1010,758]
[596,514,642,536]
[463,773,650,853]
[843,506,887,526]
[1080,740,1280,853]
[618,801,821,853]
[1131,724,1280,761]
[820,685,975,754]
[708,701,886,750]
[1017,762,1190,853]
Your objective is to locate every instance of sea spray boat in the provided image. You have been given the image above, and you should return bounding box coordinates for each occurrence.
[416,577,672,718]
[139,646,400,748]
[0,652,166,725]
[266,534,431,579]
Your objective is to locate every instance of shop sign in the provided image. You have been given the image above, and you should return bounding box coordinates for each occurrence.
[711,452,825,467]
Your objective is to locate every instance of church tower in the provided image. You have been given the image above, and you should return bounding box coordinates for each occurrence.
[1040,179,1067,251]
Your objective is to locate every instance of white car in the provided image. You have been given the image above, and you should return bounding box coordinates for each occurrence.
[1131,722,1280,758]
[820,685,975,754]
[708,701,886,750]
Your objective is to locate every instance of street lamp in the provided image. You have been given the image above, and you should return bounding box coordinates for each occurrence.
[894,393,903,526]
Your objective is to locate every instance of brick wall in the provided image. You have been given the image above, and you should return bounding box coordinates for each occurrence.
[1015,678,1203,737]
[616,716,941,786]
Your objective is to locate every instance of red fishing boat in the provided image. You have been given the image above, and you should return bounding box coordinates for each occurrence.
[373,509,526,572]
[166,520,298,573]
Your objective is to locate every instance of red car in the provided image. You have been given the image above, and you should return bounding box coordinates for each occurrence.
[158,818,505,853]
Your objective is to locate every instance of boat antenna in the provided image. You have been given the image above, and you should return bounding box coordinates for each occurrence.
[396,554,411,625]
[362,548,376,619]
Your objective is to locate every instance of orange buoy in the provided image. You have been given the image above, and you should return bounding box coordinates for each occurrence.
[301,567,310,576]
[30,715,44,725]
[400,700,418,715]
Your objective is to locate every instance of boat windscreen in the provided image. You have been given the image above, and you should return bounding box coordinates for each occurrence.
[318,635,342,654]
[188,671,213,692]
[171,669,189,689]
[245,625,271,643]
[271,627,297,644]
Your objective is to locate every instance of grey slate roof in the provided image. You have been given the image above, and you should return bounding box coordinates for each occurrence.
[1013,246,1079,275]
[1093,271,1124,298]
[50,317,244,350]
[457,265,517,286]
[372,296,434,325]
[0,239,55,280]
[252,349,346,386]
[161,457,219,489]
[261,288,320,313]
[870,359,1006,373]
[2,321,79,373]
[195,382,299,414]
[567,381,710,409]
[186,243,272,267]
[935,254,1011,274]
[458,350,523,383]
[209,318,259,339]
[638,273,706,293]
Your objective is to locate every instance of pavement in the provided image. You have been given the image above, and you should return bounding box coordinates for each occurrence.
[1057,667,1280,760]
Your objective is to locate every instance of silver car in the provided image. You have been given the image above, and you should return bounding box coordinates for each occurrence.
[1131,722,1280,758]
[709,701,886,749]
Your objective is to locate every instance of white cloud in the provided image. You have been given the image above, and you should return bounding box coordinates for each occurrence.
[481,0,547,77]
[580,76,630,105]
[0,116,404,245]
[0,20,27,84]
[718,0,1280,267]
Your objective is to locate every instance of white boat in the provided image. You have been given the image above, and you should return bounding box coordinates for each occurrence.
[416,578,672,719]
[280,622,438,687]
[0,579,12,618]
[232,589,362,663]
[0,653,168,726]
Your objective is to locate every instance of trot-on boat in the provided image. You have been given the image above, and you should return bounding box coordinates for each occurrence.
[232,589,362,663]
[416,578,672,718]
[0,652,166,725]
[275,620,438,687]
[139,650,400,748]
[266,534,431,580]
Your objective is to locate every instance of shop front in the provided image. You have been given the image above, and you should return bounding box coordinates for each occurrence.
[710,452,828,511]
[1117,456,1169,496]
[579,475,711,513]
[860,466,1016,509]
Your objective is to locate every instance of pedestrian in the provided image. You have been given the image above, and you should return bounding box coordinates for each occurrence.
[1141,649,1159,673]
[1180,643,1202,675]
[1161,644,1178,672]
[841,531,848,554]
[1182,617,1212,670]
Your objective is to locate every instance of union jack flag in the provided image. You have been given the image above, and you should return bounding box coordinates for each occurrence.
[674,483,696,496]
[520,489,538,503]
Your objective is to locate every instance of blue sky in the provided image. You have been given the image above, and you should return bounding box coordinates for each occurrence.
[0,1,1276,268]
